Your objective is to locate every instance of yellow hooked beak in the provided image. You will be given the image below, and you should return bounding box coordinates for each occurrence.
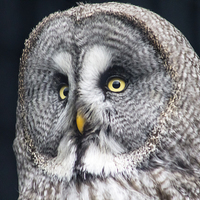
[76,111,85,134]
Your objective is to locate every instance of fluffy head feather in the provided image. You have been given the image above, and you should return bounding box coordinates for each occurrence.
[14,2,200,199]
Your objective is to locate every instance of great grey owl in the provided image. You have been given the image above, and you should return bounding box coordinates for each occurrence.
[14,2,200,199]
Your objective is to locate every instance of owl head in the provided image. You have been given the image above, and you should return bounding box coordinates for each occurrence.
[14,2,200,199]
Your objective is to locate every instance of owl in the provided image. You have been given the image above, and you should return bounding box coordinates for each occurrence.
[14,2,200,199]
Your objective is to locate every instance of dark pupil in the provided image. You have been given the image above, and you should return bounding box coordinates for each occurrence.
[63,87,69,96]
[112,80,120,89]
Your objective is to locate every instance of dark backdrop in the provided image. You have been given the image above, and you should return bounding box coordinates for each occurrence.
[0,0,199,199]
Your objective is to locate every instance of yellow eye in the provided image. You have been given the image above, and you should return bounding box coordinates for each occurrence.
[107,78,126,92]
[59,85,69,100]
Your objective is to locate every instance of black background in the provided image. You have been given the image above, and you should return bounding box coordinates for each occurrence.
[0,0,199,199]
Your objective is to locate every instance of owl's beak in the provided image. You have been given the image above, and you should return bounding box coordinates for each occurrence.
[76,111,85,134]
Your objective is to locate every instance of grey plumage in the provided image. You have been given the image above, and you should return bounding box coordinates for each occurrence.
[14,2,200,199]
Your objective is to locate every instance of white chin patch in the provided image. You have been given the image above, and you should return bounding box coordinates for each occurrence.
[79,133,125,177]
[80,143,118,176]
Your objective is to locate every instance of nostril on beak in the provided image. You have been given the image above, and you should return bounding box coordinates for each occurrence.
[76,111,85,134]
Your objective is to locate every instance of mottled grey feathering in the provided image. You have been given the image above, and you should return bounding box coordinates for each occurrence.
[14,2,200,200]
